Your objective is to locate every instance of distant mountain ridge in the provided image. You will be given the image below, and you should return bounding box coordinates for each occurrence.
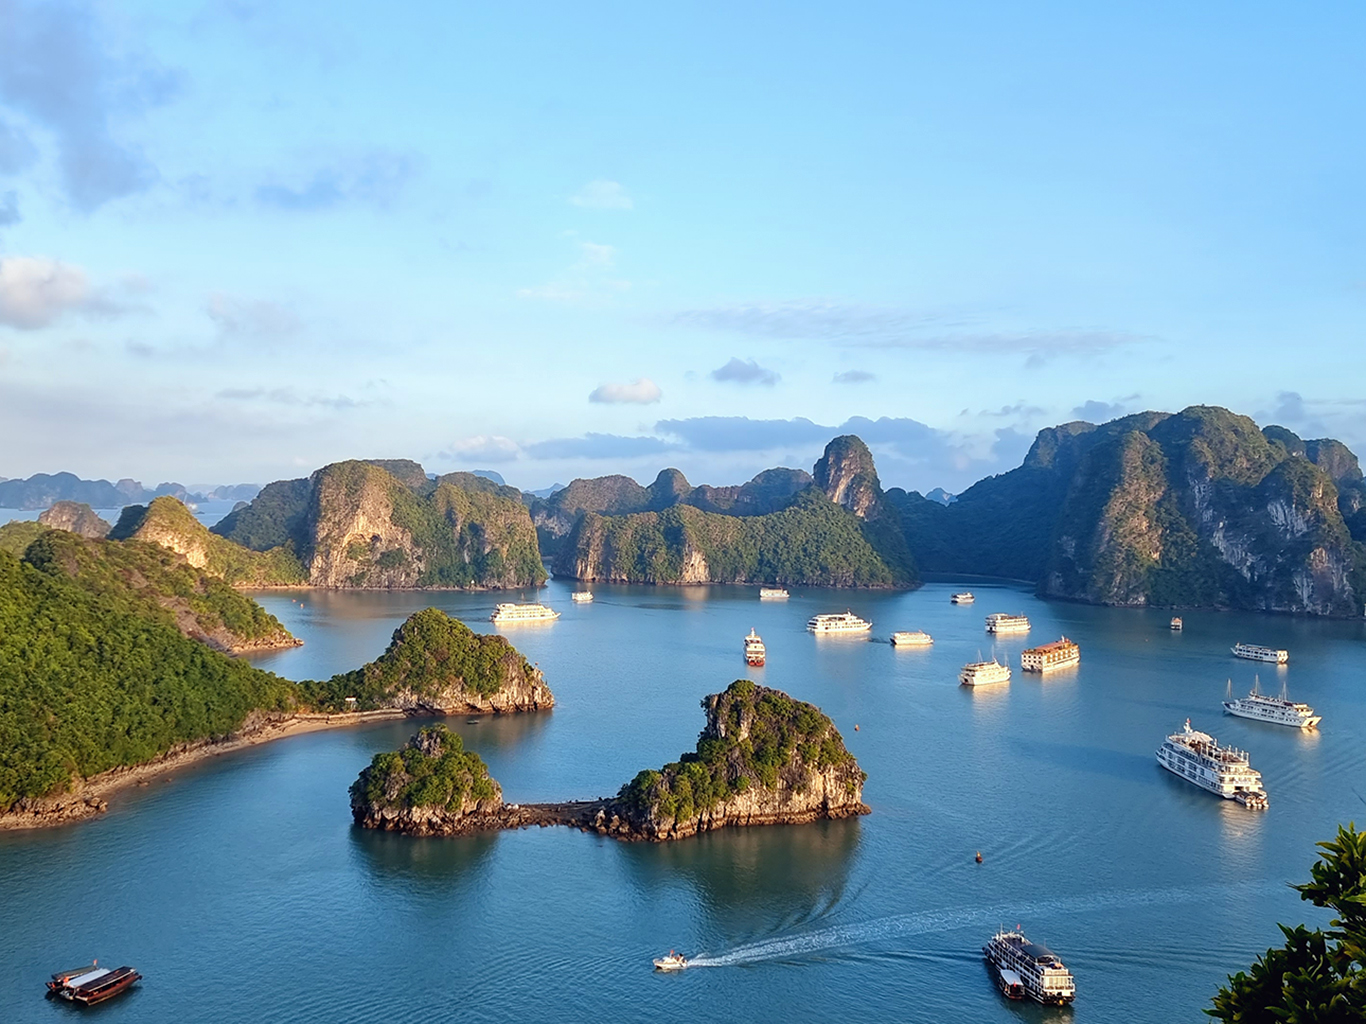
[0,473,260,510]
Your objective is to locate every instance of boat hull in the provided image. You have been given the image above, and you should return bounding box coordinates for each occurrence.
[1222,702,1320,729]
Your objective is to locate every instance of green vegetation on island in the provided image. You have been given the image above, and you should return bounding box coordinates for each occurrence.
[301,607,550,713]
[0,544,296,810]
[211,459,545,589]
[1210,823,1366,1021]
[350,724,500,816]
[111,496,307,586]
[888,406,1366,615]
[617,679,865,824]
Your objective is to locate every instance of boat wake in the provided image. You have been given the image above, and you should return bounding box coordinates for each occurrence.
[684,880,1273,969]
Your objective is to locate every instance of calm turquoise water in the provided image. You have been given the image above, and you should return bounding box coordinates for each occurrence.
[4,581,1365,1022]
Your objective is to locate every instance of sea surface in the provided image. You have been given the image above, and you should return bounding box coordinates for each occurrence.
[3,580,1365,1023]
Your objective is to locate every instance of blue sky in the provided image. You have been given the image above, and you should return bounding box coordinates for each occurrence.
[0,0,1362,493]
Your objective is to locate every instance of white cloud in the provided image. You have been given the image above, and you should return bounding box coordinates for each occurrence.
[710,357,780,386]
[205,293,302,336]
[0,256,115,329]
[589,378,662,405]
[833,370,876,384]
[570,179,633,210]
[441,434,522,463]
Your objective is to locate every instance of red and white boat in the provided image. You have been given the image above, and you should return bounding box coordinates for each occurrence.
[744,628,766,666]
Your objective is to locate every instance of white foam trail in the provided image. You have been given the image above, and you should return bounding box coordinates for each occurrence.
[686,880,1273,968]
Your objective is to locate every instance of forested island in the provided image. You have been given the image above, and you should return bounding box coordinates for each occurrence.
[350,679,869,841]
[0,520,553,829]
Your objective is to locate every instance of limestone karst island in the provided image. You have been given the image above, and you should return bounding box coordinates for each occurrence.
[4,8,1364,1016]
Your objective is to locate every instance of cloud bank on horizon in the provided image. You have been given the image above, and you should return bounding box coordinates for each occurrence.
[0,1,1363,489]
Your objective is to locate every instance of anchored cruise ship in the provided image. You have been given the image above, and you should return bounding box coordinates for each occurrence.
[1020,637,1079,673]
[1224,678,1320,729]
[744,628,766,666]
[960,658,1011,686]
[983,929,1076,1005]
[807,612,872,635]
[571,591,593,603]
[950,592,975,604]
[891,630,933,647]
[491,602,560,624]
[985,613,1031,634]
[1232,642,1288,664]
[759,587,789,599]
[1156,721,1268,809]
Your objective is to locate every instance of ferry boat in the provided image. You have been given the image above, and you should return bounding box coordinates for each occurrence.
[1232,642,1288,664]
[1156,720,1268,809]
[985,613,1030,634]
[891,630,933,647]
[47,963,142,1005]
[951,592,975,604]
[653,951,688,971]
[807,612,872,635]
[960,659,1011,686]
[490,602,560,624]
[744,628,766,666]
[571,591,593,603]
[1170,617,1183,631]
[983,929,1075,1005]
[1224,678,1320,729]
[1020,637,1079,673]
[759,587,789,599]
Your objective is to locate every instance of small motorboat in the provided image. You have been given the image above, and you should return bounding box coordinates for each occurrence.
[653,951,688,971]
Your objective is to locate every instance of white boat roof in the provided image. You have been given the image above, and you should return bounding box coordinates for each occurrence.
[999,968,1024,986]
[66,968,112,988]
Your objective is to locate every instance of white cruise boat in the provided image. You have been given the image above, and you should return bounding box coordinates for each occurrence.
[744,628,766,667]
[490,602,560,624]
[983,929,1075,1005]
[571,591,593,603]
[950,592,975,604]
[1156,720,1268,809]
[985,613,1030,634]
[759,587,789,599]
[1232,642,1288,664]
[891,630,933,647]
[1020,637,1079,672]
[960,659,1011,686]
[807,612,872,635]
[1224,678,1320,729]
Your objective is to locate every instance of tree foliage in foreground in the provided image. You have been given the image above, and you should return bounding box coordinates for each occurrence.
[1210,823,1366,1022]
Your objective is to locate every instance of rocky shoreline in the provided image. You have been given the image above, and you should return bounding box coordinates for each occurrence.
[351,681,869,843]
[0,708,433,832]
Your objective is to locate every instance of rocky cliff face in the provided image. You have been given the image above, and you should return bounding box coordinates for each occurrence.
[529,467,813,560]
[351,680,868,842]
[305,608,554,714]
[210,461,545,590]
[109,497,306,586]
[814,435,882,518]
[557,493,906,586]
[37,501,110,538]
[890,407,1366,615]
[554,439,916,587]
[1030,408,1364,614]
